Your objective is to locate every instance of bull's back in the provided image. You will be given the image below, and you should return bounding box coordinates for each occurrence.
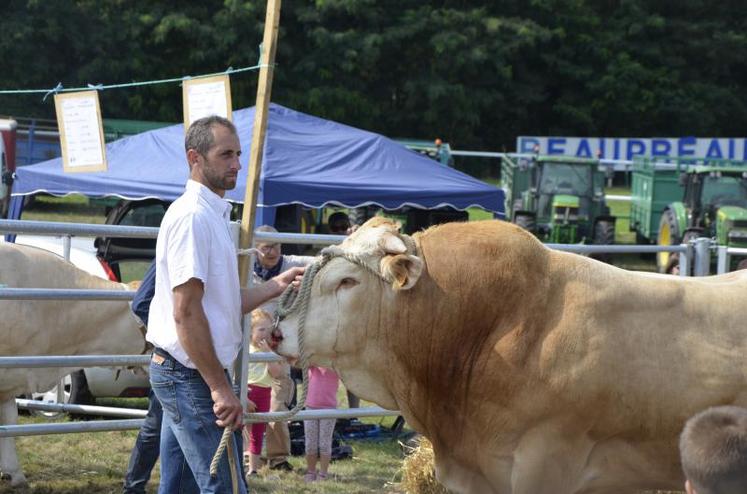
[541,251,747,434]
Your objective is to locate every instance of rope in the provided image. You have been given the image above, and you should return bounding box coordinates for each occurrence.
[0,63,271,97]
[209,427,239,493]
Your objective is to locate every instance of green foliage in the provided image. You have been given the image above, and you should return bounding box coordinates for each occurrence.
[1,0,746,168]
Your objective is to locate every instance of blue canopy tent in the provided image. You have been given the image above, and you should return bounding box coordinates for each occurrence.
[9,104,504,228]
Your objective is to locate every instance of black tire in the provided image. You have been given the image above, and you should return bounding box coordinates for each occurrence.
[69,370,95,406]
[513,213,536,234]
[590,220,615,263]
[657,209,681,273]
[593,220,615,245]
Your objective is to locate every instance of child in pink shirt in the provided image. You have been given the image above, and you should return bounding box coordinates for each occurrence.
[303,366,339,482]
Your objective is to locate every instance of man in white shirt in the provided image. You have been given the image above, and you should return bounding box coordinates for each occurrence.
[146,116,303,494]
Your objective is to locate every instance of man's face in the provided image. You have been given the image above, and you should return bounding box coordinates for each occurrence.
[257,242,281,269]
[189,125,241,196]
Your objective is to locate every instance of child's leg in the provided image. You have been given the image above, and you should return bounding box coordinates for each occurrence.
[317,417,337,476]
[246,385,272,472]
[303,418,321,477]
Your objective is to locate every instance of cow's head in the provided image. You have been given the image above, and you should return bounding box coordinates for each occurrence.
[275,217,423,407]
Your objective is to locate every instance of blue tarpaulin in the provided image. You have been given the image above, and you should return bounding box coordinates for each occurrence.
[10,104,504,226]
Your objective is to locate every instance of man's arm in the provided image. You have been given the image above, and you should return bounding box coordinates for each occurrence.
[241,266,305,313]
[173,278,243,429]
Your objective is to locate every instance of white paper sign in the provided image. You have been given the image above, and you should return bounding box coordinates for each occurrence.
[183,75,233,129]
[54,91,107,173]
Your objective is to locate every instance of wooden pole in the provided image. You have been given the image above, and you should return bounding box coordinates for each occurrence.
[238,0,282,286]
[235,0,282,416]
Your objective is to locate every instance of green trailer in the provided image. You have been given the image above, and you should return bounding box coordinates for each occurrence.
[630,156,747,272]
[629,157,684,244]
[501,154,614,245]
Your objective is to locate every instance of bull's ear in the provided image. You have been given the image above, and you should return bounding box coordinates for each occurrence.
[380,254,423,290]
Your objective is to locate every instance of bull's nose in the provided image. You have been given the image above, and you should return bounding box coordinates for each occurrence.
[271,328,283,342]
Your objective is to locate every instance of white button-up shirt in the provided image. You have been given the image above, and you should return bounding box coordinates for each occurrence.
[146,180,241,369]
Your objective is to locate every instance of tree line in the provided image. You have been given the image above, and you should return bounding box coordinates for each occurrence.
[1,0,745,166]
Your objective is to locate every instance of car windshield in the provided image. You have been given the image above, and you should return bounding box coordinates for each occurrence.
[538,163,592,196]
[701,175,747,207]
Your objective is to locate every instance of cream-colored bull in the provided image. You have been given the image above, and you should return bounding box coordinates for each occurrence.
[0,244,144,487]
[276,218,747,494]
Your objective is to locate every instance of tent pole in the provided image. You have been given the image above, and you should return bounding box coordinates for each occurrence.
[235,0,282,411]
[239,0,282,276]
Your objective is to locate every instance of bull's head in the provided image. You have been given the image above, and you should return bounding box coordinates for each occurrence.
[274,217,423,408]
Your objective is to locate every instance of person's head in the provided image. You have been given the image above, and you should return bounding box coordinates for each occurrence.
[250,309,274,348]
[255,225,281,269]
[328,212,350,234]
[185,116,241,197]
[679,406,747,494]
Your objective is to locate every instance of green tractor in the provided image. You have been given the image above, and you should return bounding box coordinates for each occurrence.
[655,166,747,273]
[630,157,747,272]
[502,154,615,245]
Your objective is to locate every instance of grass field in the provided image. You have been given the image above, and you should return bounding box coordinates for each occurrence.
[20,194,107,225]
[9,413,407,494]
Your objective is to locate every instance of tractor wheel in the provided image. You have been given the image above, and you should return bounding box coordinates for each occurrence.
[591,220,615,263]
[589,220,615,264]
[657,209,681,273]
[513,213,536,234]
[593,220,615,245]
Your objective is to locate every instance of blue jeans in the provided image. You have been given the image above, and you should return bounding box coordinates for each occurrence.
[149,350,246,494]
[123,389,172,493]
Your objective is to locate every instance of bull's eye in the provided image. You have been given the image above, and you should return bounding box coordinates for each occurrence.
[338,277,359,290]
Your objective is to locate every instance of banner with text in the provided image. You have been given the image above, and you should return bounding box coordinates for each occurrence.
[517,136,747,161]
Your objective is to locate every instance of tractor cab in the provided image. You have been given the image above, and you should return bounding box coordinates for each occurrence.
[681,167,747,247]
[535,160,598,236]
[505,155,612,245]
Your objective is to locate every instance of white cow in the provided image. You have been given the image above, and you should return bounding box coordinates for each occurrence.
[0,243,145,487]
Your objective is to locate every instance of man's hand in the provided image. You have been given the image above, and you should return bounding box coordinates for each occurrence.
[271,266,305,294]
[211,385,244,430]
[241,266,307,313]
